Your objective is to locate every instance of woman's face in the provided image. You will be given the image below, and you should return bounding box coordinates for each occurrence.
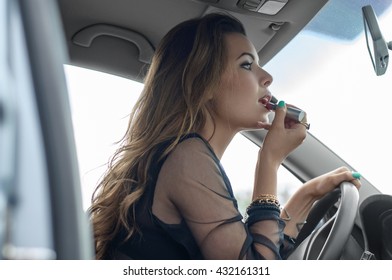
[212,32,273,132]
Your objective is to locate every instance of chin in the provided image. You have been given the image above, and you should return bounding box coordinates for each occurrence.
[259,116,270,124]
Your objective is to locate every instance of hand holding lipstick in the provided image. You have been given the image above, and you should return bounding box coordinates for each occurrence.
[258,100,308,164]
[265,100,310,130]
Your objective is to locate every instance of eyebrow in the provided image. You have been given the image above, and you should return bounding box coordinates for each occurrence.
[237,52,259,64]
[237,52,255,60]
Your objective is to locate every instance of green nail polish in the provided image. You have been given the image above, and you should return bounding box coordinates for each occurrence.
[352,171,361,179]
[278,100,285,108]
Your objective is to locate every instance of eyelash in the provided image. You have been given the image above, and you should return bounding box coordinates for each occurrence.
[241,62,253,70]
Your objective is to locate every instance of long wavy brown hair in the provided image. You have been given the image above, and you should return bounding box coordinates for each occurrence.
[88,13,246,259]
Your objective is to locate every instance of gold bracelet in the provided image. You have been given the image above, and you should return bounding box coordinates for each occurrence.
[250,194,280,208]
[253,194,278,201]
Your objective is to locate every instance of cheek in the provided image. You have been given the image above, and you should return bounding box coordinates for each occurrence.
[216,76,240,105]
[215,73,255,111]
[238,72,258,92]
[214,70,261,120]
[218,72,244,100]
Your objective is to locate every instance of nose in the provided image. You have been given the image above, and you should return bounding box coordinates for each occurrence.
[259,68,273,87]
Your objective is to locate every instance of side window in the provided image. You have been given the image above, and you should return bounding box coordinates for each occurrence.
[222,134,302,215]
[65,65,143,209]
[66,65,302,212]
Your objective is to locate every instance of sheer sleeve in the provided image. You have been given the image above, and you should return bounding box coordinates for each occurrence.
[153,136,294,259]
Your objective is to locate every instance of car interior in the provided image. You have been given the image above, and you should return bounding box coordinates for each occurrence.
[1,0,392,260]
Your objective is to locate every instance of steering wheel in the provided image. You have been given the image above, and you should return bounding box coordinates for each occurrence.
[287,181,359,260]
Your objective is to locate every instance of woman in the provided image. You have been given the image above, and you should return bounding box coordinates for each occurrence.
[89,13,361,260]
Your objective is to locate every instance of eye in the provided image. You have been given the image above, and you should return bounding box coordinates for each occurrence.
[241,61,253,70]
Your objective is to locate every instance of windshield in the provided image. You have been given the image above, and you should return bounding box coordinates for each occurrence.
[264,0,392,195]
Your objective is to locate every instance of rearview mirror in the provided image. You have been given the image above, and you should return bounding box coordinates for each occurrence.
[362,5,392,76]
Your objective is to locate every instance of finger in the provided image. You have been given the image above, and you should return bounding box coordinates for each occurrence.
[271,100,286,129]
[328,170,362,187]
[257,121,271,130]
[350,178,362,189]
[327,166,350,175]
[351,171,362,180]
[350,171,362,189]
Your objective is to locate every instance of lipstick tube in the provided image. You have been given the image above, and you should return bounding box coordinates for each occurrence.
[266,102,306,123]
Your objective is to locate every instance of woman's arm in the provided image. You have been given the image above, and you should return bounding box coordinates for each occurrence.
[281,167,361,238]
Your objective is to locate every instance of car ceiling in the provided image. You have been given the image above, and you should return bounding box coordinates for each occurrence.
[57,0,328,82]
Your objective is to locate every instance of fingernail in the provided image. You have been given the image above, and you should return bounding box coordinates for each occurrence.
[278,100,285,108]
[352,171,361,179]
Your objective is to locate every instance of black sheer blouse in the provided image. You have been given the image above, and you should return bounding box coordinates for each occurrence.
[114,133,294,259]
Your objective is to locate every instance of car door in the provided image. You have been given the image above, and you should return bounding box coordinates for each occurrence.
[0,0,93,259]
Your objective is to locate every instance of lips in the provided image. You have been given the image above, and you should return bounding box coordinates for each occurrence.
[258,94,272,106]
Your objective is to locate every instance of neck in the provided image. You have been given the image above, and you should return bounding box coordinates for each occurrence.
[198,115,237,160]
